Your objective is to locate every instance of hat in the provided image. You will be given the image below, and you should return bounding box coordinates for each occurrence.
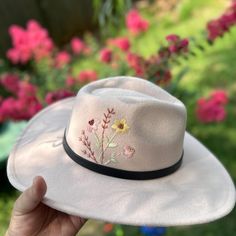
[7,76,235,226]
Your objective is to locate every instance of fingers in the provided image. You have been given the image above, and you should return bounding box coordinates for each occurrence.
[13,176,47,216]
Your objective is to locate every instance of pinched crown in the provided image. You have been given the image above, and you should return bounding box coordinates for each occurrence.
[66,76,187,172]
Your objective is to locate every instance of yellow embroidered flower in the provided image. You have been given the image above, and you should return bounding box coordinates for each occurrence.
[112,119,129,133]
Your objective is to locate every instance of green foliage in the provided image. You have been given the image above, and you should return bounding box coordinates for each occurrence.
[93,0,132,37]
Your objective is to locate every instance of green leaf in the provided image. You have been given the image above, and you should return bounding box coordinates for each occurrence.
[108,143,117,148]
[111,157,118,163]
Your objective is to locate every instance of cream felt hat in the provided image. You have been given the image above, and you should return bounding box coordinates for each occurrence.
[7,76,235,226]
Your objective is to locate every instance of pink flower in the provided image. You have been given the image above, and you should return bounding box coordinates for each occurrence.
[45,89,74,105]
[206,2,236,42]
[108,37,130,51]
[17,81,37,99]
[77,70,98,83]
[211,90,228,105]
[0,96,42,121]
[166,34,180,42]
[55,51,71,68]
[126,52,145,76]
[66,76,76,87]
[123,145,135,158]
[196,90,228,123]
[126,9,149,34]
[87,118,101,133]
[70,37,86,54]
[99,48,113,63]
[0,74,20,94]
[166,35,189,54]
[7,20,54,64]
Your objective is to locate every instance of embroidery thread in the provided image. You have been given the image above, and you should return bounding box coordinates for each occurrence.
[78,108,135,165]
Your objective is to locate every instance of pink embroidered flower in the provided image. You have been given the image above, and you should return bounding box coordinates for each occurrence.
[123,145,135,158]
[107,37,130,51]
[70,37,86,54]
[0,74,20,94]
[45,89,74,104]
[87,118,101,133]
[55,51,71,68]
[126,9,149,34]
[99,48,113,63]
[77,70,98,83]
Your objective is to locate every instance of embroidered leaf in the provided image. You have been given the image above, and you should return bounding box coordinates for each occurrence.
[108,143,117,148]
[111,157,118,163]
[104,160,111,165]
[106,135,110,143]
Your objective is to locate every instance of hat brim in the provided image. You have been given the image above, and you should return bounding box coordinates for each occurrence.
[7,97,235,226]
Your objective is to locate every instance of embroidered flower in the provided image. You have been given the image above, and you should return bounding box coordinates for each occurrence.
[87,118,100,132]
[79,109,135,165]
[123,145,135,158]
[111,119,129,133]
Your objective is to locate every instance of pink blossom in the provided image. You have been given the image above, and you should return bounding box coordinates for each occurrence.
[196,90,228,123]
[45,89,74,105]
[7,20,54,64]
[166,35,189,54]
[0,74,20,94]
[108,37,130,51]
[126,9,149,34]
[66,76,76,87]
[123,145,135,158]
[126,52,145,76]
[55,51,71,68]
[207,2,236,42]
[211,90,228,105]
[77,70,98,83]
[70,37,86,54]
[17,81,37,99]
[0,96,42,121]
[166,34,180,42]
[99,48,112,63]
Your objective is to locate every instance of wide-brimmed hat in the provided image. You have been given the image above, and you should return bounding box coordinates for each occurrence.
[7,76,235,226]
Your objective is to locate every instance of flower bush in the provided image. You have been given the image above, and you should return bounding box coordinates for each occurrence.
[1,2,235,125]
[196,90,228,123]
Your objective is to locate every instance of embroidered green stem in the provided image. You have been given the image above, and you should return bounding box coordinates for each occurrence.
[93,131,101,148]
[98,131,117,162]
[100,108,115,164]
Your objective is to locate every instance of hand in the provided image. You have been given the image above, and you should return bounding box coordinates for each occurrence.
[6,176,87,236]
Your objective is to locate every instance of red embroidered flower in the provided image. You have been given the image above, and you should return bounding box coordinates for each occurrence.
[87,118,100,133]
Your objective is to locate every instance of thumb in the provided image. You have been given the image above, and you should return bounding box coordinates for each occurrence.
[13,176,47,216]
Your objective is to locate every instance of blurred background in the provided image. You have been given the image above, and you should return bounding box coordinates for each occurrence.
[0,0,236,235]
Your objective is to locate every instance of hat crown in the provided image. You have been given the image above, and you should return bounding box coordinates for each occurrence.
[66,76,186,171]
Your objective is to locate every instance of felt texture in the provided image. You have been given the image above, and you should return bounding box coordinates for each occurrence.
[7,76,236,226]
[67,77,186,170]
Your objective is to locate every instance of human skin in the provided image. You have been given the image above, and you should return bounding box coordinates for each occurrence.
[5,176,87,236]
